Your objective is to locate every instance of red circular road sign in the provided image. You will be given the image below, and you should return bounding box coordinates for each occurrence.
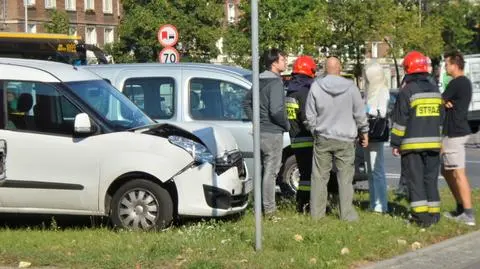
[158,47,180,63]
[157,24,179,47]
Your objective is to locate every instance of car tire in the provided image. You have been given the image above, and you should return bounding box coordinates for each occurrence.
[279,155,299,196]
[110,179,173,230]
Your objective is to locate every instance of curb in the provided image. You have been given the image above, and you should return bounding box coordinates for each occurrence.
[361,230,480,269]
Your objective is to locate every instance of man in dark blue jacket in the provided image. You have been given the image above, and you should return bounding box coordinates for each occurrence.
[285,56,317,212]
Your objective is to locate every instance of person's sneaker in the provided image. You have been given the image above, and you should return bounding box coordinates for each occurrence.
[453,212,476,226]
[443,210,461,219]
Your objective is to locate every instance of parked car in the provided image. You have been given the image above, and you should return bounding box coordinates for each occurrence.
[0,58,251,230]
[84,63,368,194]
[388,88,399,127]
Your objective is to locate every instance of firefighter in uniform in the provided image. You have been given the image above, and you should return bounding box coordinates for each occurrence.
[391,51,444,227]
[285,56,317,213]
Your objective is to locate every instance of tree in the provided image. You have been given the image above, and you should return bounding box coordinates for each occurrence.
[223,0,331,68]
[326,0,392,76]
[383,3,443,58]
[426,0,480,54]
[113,0,225,63]
[43,10,70,34]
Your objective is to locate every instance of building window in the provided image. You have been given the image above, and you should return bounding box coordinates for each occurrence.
[103,0,112,13]
[65,0,76,11]
[27,24,36,33]
[104,28,114,44]
[85,26,97,45]
[227,1,235,23]
[85,0,94,10]
[24,0,35,6]
[69,26,77,36]
[45,0,56,9]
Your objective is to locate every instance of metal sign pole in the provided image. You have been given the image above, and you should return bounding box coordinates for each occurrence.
[251,0,262,251]
[24,0,28,32]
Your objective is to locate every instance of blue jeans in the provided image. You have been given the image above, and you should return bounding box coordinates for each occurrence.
[365,142,388,213]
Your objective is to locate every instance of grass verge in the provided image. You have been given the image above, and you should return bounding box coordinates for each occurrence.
[0,189,478,269]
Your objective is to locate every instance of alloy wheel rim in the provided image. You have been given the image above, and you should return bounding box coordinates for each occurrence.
[288,166,300,192]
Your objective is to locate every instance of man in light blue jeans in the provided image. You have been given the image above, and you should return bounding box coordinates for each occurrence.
[306,57,369,221]
[244,48,289,215]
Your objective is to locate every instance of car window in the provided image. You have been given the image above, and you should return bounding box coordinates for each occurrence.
[66,80,152,131]
[123,77,175,119]
[189,78,248,121]
[0,80,81,135]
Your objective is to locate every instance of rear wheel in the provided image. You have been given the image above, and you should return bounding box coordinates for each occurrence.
[110,179,173,230]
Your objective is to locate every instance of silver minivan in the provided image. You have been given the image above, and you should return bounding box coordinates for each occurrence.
[84,63,367,194]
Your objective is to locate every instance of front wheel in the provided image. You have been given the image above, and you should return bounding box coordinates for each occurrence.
[279,155,300,196]
[110,179,173,230]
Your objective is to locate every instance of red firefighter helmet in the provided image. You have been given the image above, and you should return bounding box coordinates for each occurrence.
[403,51,429,74]
[292,55,317,77]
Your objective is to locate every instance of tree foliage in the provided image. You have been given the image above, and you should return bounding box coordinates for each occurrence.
[114,0,224,63]
[223,0,331,68]
[426,0,480,54]
[43,9,69,34]
[382,2,443,58]
[113,0,480,66]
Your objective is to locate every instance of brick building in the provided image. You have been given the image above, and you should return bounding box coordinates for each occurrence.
[0,0,121,47]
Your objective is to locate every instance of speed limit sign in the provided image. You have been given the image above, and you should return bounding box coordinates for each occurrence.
[158,47,180,64]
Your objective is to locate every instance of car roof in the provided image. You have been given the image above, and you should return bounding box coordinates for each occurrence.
[0,57,102,82]
[83,62,252,79]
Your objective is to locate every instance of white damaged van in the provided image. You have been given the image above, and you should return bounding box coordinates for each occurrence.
[0,58,251,230]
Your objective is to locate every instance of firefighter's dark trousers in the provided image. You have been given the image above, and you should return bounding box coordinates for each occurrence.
[293,146,313,212]
[402,151,441,227]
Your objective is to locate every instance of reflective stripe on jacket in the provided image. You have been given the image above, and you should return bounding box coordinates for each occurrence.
[285,74,314,146]
[390,74,444,153]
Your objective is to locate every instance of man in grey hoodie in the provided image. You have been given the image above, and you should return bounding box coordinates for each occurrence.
[306,57,369,221]
[244,48,290,216]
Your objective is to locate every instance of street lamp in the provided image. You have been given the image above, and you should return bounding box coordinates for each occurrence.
[384,36,401,88]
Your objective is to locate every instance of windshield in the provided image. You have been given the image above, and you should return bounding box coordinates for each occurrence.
[66,80,154,131]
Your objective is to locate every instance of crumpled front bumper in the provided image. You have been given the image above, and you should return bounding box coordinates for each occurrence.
[174,152,251,217]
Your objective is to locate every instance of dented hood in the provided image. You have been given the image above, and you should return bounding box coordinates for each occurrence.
[134,122,239,157]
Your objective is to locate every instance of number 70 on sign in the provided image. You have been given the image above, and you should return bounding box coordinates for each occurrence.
[158,47,180,64]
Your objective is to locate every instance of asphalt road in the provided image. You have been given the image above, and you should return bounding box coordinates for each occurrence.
[382,145,480,189]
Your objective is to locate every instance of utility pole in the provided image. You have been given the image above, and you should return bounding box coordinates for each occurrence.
[384,36,401,88]
[1,0,6,30]
[418,0,422,27]
[251,0,262,252]
[24,0,28,32]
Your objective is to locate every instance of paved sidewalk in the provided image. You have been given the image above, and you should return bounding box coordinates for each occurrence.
[362,230,480,269]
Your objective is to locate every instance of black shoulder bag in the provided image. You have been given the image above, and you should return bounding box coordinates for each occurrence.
[368,110,390,142]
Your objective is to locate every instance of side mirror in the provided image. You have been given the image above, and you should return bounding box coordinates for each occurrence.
[74,113,94,134]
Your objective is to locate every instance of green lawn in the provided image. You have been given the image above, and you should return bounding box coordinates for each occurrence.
[0,189,478,269]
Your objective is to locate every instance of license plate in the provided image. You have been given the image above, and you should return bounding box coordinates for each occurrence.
[243,179,253,194]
